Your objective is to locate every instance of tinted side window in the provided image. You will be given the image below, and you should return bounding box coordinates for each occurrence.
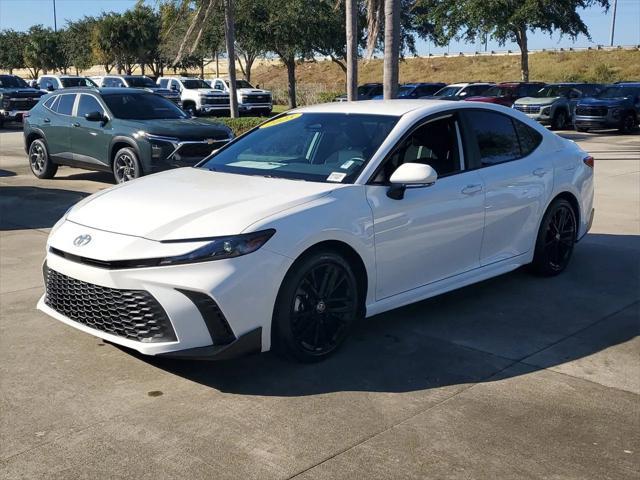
[373,116,462,183]
[43,95,57,109]
[513,120,543,157]
[159,79,169,88]
[466,110,521,166]
[77,95,104,117]
[56,94,76,115]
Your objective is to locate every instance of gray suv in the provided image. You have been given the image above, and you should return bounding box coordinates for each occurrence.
[513,83,602,130]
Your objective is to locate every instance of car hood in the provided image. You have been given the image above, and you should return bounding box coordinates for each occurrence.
[66,168,340,241]
[0,88,43,97]
[516,96,559,106]
[237,88,270,95]
[145,87,179,96]
[120,118,232,140]
[195,88,228,96]
[578,97,627,107]
[465,96,503,103]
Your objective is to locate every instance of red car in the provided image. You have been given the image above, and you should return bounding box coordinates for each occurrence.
[465,82,546,107]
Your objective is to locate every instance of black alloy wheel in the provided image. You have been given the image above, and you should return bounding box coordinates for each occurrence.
[620,113,636,134]
[552,110,567,130]
[112,147,141,183]
[273,251,361,362]
[28,138,58,179]
[531,199,577,276]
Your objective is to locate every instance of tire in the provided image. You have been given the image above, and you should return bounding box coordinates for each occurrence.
[28,138,58,179]
[112,147,142,184]
[184,103,198,117]
[530,199,577,276]
[576,126,589,133]
[619,113,636,134]
[272,250,363,362]
[551,110,567,130]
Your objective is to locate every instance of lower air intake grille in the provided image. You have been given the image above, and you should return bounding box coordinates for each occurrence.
[44,266,176,343]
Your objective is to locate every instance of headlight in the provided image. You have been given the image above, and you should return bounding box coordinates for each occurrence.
[158,229,275,266]
[541,106,551,115]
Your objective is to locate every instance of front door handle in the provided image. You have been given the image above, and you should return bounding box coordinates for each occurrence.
[533,168,548,177]
[71,122,80,127]
[461,184,483,195]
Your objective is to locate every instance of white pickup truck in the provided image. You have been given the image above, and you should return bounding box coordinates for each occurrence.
[206,78,272,115]
[157,77,230,116]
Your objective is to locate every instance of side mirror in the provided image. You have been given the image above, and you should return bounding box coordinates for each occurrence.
[170,84,178,91]
[387,163,438,200]
[85,111,105,122]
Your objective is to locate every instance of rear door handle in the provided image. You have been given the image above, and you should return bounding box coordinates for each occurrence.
[72,122,80,127]
[533,168,548,177]
[461,184,483,195]
[43,118,50,123]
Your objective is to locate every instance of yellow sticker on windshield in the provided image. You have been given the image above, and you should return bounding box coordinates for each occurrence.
[260,113,302,129]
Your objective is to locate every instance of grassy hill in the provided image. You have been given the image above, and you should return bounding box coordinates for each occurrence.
[251,49,640,105]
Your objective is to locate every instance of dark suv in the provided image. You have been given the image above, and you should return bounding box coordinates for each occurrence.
[574,83,640,133]
[0,75,45,128]
[24,88,233,183]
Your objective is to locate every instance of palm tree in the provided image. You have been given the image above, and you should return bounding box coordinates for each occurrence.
[174,0,239,118]
[345,0,358,101]
[363,0,400,100]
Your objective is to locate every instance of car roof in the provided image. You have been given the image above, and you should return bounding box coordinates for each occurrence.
[610,82,640,87]
[45,87,146,95]
[293,99,468,116]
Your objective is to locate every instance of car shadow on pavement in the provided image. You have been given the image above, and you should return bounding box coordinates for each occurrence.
[0,186,90,230]
[132,233,639,397]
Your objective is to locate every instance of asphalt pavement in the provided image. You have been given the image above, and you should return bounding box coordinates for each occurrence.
[0,126,638,479]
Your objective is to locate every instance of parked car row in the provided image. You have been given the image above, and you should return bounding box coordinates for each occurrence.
[336,80,640,133]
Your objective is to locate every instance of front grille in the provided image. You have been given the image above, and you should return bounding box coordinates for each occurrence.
[514,104,541,114]
[203,97,229,105]
[44,266,176,343]
[243,94,271,104]
[7,98,40,110]
[576,106,607,117]
[174,143,217,161]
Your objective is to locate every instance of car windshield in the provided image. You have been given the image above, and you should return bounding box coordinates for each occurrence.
[0,76,29,88]
[597,86,638,99]
[536,85,572,97]
[182,79,210,89]
[397,86,414,96]
[125,76,157,88]
[102,92,188,120]
[483,86,515,97]
[357,85,378,95]
[61,77,97,88]
[434,86,461,97]
[226,79,253,89]
[200,113,398,183]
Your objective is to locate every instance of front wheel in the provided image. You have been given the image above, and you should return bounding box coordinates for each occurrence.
[29,138,58,179]
[619,113,636,134]
[112,147,142,184]
[530,199,577,276]
[272,251,362,362]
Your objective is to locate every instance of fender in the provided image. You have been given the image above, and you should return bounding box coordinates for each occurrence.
[108,135,141,163]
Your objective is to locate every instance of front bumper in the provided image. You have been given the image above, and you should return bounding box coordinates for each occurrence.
[39,221,292,358]
[239,103,272,113]
[0,109,29,122]
[574,115,620,130]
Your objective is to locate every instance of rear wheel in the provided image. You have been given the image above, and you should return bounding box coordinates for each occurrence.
[112,147,142,184]
[28,138,58,179]
[272,250,362,362]
[576,126,589,133]
[530,199,577,276]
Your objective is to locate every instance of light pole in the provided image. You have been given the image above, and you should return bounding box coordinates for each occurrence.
[53,0,57,32]
[609,0,617,47]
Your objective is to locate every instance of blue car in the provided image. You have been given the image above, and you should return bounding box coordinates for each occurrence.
[372,82,446,100]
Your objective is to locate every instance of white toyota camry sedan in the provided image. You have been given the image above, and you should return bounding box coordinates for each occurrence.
[39,100,594,362]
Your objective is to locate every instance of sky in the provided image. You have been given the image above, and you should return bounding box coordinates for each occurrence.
[0,0,638,56]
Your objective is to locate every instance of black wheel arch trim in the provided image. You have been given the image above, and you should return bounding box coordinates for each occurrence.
[109,136,141,164]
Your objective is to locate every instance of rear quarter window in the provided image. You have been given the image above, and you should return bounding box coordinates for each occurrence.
[513,120,543,157]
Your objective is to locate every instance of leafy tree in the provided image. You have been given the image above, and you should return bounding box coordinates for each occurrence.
[23,25,61,78]
[63,18,97,74]
[234,0,266,82]
[92,12,138,74]
[0,30,26,74]
[413,0,610,81]
[124,2,162,76]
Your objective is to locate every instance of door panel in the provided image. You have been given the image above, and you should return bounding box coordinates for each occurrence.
[367,171,485,299]
[69,94,111,168]
[45,93,75,162]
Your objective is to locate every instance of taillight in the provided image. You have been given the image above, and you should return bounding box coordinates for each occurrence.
[583,155,594,169]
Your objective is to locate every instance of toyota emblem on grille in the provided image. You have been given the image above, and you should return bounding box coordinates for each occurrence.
[73,234,92,247]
